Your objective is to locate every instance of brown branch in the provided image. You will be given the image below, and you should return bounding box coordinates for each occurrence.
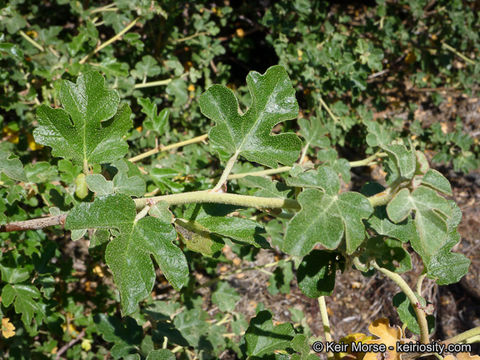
[55,329,86,359]
[0,214,67,233]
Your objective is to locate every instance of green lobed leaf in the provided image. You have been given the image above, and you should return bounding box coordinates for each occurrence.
[382,143,416,181]
[365,120,393,147]
[86,174,115,195]
[297,250,337,298]
[298,117,330,148]
[393,292,435,335]
[94,314,142,359]
[139,97,170,135]
[245,310,295,357]
[34,72,132,166]
[238,175,291,198]
[283,167,372,256]
[267,260,294,295]
[200,65,302,167]
[212,281,241,312]
[66,194,188,314]
[146,350,175,360]
[1,284,42,327]
[387,186,452,260]
[421,169,452,195]
[359,237,412,273]
[368,206,418,243]
[0,147,27,181]
[175,218,224,257]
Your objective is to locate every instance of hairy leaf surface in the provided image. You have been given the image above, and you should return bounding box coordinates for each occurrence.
[66,194,188,314]
[34,72,132,166]
[200,65,302,167]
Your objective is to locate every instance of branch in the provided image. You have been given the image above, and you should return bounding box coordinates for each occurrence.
[372,262,429,344]
[79,17,139,64]
[128,134,208,163]
[318,296,335,360]
[0,214,66,233]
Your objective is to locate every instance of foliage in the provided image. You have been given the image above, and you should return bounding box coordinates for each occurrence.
[1,1,479,359]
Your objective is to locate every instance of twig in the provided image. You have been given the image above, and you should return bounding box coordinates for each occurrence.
[442,42,476,65]
[79,17,139,64]
[19,30,44,52]
[128,134,208,163]
[212,151,239,192]
[372,262,429,343]
[55,329,86,359]
[227,166,292,180]
[0,214,67,233]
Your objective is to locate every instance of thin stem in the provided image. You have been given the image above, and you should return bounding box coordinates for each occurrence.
[442,326,480,345]
[299,143,310,164]
[416,273,427,296]
[442,42,476,65]
[19,30,44,52]
[134,191,301,211]
[89,3,118,14]
[128,134,208,163]
[318,95,339,124]
[350,152,387,167]
[227,166,292,180]
[173,32,209,43]
[134,78,172,89]
[372,262,429,344]
[318,296,334,360]
[80,17,139,64]
[212,151,239,191]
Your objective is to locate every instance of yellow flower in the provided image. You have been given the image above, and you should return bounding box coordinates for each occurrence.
[1,317,16,338]
[2,126,19,144]
[81,339,92,351]
[236,28,245,38]
[187,84,195,92]
[27,133,43,151]
[93,265,104,278]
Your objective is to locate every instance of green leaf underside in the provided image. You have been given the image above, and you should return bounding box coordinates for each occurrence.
[34,72,132,165]
[387,186,452,259]
[200,65,302,167]
[0,147,27,181]
[283,167,372,256]
[382,144,416,180]
[368,206,418,243]
[297,250,337,298]
[245,310,295,357]
[421,169,452,195]
[66,194,188,314]
[393,292,434,335]
[360,237,412,273]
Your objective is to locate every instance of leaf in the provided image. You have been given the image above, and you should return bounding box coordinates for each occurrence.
[94,314,142,359]
[66,194,188,314]
[0,265,30,284]
[146,350,175,360]
[200,65,302,167]
[267,260,294,295]
[363,318,403,360]
[212,282,241,312]
[283,167,372,256]
[245,310,295,357]
[175,219,224,257]
[0,147,27,181]
[1,284,42,328]
[421,169,452,195]
[387,186,452,260]
[382,143,416,181]
[139,98,170,135]
[34,72,132,166]
[426,236,470,285]
[86,174,115,195]
[238,176,291,198]
[393,292,435,335]
[297,250,337,298]
[365,121,393,147]
[367,206,418,243]
[173,308,209,347]
[298,117,330,148]
[359,237,412,273]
